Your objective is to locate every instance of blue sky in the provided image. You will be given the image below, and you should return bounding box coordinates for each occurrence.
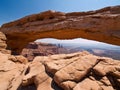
[0,0,120,26]
[36,38,120,48]
[0,0,120,45]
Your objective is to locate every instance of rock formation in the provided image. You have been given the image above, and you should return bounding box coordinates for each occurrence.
[0,51,28,90]
[1,50,120,90]
[0,5,120,54]
[21,42,69,61]
[0,33,119,90]
[0,31,119,90]
[0,5,120,90]
[0,32,11,54]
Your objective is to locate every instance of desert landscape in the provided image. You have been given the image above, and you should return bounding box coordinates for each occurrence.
[0,4,120,90]
[21,40,120,61]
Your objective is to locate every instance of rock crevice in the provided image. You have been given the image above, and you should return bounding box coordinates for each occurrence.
[0,48,120,90]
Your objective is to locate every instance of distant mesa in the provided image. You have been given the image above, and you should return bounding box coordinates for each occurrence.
[0,5,120,90]
[21,42,69,61]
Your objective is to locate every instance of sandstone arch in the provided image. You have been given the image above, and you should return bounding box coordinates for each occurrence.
[0,5,120,54]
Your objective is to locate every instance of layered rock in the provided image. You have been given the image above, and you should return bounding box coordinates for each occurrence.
[21,42,69,61]
[0,32,6,49]
[0,5,120,90]
[0,50,120,90]
[0,52,27,90]
[1,5,120,54]
[0,32,10,54]
[22,51,120,90]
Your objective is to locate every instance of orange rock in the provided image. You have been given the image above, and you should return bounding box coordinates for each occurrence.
[0,32,10,54]
[1,6,120,54]
[0,52,26,90]
[53,54,100,89]
[73,77,114,90]
[93,57,120,76]
[0,51,120,90]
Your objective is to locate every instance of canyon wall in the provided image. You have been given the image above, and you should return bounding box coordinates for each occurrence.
[0,6,120,54]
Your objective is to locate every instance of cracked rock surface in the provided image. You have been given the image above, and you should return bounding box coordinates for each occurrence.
[0,5,120,90]
[0,50,120,90]
[0,52,27,90]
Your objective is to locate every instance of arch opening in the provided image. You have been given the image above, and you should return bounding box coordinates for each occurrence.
[1,6,120,54]
[21,38,120,61]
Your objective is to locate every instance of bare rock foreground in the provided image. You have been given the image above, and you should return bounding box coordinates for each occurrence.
[0,49,120,90]
[0,5,120,90]
[0,32,120,90]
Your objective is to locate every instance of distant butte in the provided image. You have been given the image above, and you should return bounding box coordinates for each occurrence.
[0,5,120,90]
[0,5,120,54]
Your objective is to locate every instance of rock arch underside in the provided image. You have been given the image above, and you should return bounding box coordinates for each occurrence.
[0,5,120,54]
[0,6,120,90]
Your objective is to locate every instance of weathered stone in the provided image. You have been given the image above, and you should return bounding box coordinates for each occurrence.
[0,52,26,90]
[0,5,120,89]
[34,72,53,90]
[22,62,45,86]
[0,37,6,49]
[0,51,120,90]
[0,32,9,54]
[8,55,28,64]
[54,54,100,89]
[73,76,114,90]
[73,78,101,90]
[45,51,89,74]
[1,6,120,54]
[60,81,76,90]
[93,57,120,76]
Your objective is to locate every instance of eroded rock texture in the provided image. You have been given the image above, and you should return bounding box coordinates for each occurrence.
[0,5,120,53]
[0,5,120,90]
[21,52,120,90]
[0,52,27,90]
[0,49,120,90]
[0,32,11,54]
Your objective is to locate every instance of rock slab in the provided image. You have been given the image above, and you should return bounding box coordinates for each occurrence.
[0,51,120,90]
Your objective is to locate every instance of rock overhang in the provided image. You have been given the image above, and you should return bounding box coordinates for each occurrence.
[0,5,120,54]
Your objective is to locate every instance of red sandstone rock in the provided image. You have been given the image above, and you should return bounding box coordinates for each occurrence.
[53,54,100,89]
[21,42,69,61]
[34,72,53,90]
[0,6,120,54]
[73,76,114,90]
[0,51,120,90]
[45,51,89,74]
[93,57,120,76]
[24,52,120,90]
[0,6,120,90]
[0,32,10,54]
[0,52,27,90]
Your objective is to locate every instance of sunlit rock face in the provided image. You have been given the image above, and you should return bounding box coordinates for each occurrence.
[0,32,11,54]
[0,5,120,54]
[0,31,120,90]
[0,32,7,49]
[1,51,119,90]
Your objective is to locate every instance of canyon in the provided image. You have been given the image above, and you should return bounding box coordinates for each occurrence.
[0,5,120,54]
[21,42,69,61]
[0,5,120,90]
